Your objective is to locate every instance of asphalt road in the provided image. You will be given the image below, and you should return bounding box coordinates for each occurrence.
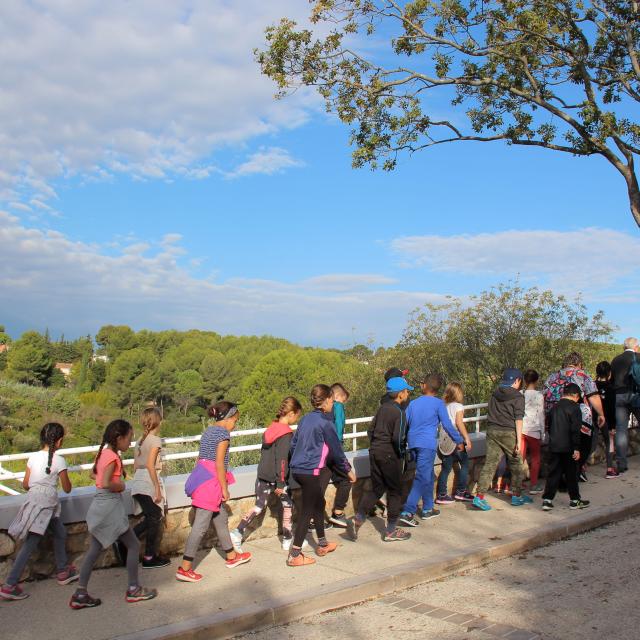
[237,514,640,640]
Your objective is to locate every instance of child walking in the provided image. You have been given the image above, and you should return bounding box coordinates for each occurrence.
[2,423,78,601]
[435,383,474,505]
[287,384,356,567]
[353,377,413,542]
[595,361,620,479]
[230,397,302,551]
[318,383,352,528]
[131,407,170,569]
[522,369,545,494]
[399,374,463,526]
[176,401,251,583]
[71,420,157,609]
[542,383,590,511]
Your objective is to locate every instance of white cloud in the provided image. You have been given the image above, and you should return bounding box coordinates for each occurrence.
[0,213,444,346]
[226,147,305,179]
[393,228,640,290]
[0,1,317,206]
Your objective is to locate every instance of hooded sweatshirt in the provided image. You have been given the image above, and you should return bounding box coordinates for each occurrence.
[257,422,293,488]
[487,386,526,431]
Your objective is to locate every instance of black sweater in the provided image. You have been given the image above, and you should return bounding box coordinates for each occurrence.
[611,350,637,394]
[368,401,407,457]
[548,399,582,453]
[257,422,293,488]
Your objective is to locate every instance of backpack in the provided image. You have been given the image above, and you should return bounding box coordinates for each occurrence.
[630,353,640,392]
[543,369,573,415]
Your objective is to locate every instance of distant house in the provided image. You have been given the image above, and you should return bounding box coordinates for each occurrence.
[91,354,109,363]
[55,362,74,377]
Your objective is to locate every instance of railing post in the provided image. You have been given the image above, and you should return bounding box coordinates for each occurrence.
[352,422,357,452]
[476,406,481,433]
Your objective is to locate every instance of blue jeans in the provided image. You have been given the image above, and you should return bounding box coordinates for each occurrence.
[436,448,469,496]
[615,392,637,471]
[402,447,437,515]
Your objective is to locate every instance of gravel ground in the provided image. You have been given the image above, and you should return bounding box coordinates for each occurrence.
[237,515,640,640]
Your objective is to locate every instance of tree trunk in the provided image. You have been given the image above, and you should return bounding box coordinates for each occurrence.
[622,162,640,228]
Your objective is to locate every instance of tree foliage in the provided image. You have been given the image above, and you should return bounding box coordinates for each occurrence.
[258,1,640,225]
[6,331,53,385]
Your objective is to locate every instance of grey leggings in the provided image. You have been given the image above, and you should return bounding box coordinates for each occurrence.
[78,528,139,589]
[6,517,67,586]
[183,507,233,560]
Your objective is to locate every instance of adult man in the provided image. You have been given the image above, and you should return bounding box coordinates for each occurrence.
[610,338,640,473]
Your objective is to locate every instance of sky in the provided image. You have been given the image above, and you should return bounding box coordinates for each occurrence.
[1,0,639,349]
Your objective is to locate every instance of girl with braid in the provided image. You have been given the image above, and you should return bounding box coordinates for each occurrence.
[230,396,304,552]
[2,423,78,601]
[70,420,157,609]
[131,407,170,568]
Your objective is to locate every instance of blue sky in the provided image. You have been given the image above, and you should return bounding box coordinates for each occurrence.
[1,1,638,349]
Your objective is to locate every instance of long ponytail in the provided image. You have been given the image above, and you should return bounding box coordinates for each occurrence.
[40,423,65,475]
[138,407,162,453]
[93,419,133,479]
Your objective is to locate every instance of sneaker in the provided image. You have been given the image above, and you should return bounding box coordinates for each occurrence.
[383,528,411,542]
[472,496,492,511]
[308,520,333,531]
[579,471,588,483]
[142,556,171,569]
[286,553,316,567]
[511,496,526,506]
[542,499,554,511]
[569,499,590,510]
[316,542,338,557]
[435,494,455,505]
[328,512,348,528]
[529,485,544,495]
[69,591,102,609]
[225,551,252,569]
[420,508,440,520]
[454,490,474,502]
[175,567,203,583]
[56,565,79,585]
[229,528,244,553]
[517,494,534,504]
[0,584,29,601]
[126,586,158,603]
[398,512,420,527]
[606,468,620,479]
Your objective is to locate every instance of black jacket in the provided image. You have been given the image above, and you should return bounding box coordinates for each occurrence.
[368,401,407,457]
[611,350,637,394]
[257,422,293,488]
[548,399,582,453]
[486,386,525,431]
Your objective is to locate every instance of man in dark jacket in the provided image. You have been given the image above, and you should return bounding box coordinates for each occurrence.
[542,383,590,510]
[474,368,531,510]
[610,337,639,472]
[353,377,414,542]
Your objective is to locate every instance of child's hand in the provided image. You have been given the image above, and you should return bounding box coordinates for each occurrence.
[457,443,465,452]
[465,437,472,452]
[572,450,580,461]
[154,488,163,504]
[222,487,230,502]
[274,488,284,496]
[348,470,357,484]
[597,415,606,428]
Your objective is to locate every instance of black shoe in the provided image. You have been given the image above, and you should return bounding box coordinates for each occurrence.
[142,556,171,569]
[569,499,590,510]
[542,499,554,511]
[329,512,348,528]
[112,541,128,566]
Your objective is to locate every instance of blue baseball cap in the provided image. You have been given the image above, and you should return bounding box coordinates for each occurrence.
[386,376,414,393]
[500,368,523,386]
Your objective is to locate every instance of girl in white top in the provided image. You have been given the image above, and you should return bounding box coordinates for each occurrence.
[131,407,169,568]
[522,369,545,493]
[1,423,78,601]
[436,383,474,503]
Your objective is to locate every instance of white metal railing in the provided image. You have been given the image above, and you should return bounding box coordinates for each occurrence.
[0,404,488,496]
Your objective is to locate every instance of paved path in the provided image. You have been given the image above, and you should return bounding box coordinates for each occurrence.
[237,512,640,640]
[2,460,639,640]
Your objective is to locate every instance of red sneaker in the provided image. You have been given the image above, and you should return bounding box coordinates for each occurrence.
[225,551,251,569]
[175,567,203,583]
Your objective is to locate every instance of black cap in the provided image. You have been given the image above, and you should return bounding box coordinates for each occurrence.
[384,367,409,381]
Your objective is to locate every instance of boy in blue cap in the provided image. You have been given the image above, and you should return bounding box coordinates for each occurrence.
[398,374,463,526]
[353,376,414,541]
[473,368,532,510]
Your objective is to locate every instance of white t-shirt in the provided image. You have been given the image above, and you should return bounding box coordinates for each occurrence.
[523,390,545,438]
[27,450,67,488]
[446,402,464,427]
[439,402,464,456]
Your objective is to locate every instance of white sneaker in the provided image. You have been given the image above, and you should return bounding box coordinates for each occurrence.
[229,529,243,553]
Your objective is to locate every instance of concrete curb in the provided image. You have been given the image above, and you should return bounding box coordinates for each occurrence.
[113,498,640,640]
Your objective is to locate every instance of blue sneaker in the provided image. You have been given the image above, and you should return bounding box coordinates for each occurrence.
[511,496,526,506]
[519,495,534,504]
[472,496,491,511]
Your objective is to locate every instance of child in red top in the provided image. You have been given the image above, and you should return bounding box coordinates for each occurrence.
[70,420,157,610]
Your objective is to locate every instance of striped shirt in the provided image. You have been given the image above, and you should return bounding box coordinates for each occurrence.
[199,426,230,468]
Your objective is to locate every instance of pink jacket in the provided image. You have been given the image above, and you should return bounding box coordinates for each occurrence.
[188,459,235,512]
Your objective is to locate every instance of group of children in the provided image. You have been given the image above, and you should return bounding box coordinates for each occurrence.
[1,363,617,605]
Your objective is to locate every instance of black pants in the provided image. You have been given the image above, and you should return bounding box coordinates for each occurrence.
[358,450,403,528]
[543,452,580,502]
[400,456,416,507]
[133,494,163,557]
[319,465,351,513]
[578,430,593,471]
[600,423,614,469]
[292,473,325,548]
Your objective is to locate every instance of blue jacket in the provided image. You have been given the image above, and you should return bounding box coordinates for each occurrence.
[290,409,351,476]
[406,395,463,450]
[333,401,346,442]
